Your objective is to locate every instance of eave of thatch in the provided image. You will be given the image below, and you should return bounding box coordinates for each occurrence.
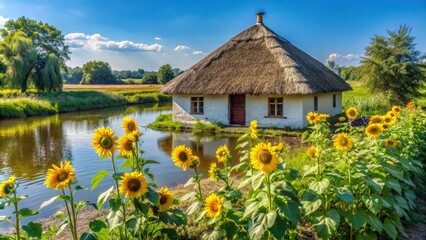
[160,23,352,95]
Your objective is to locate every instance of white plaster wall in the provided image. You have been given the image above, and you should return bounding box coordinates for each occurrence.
[172,95,229,124]
[246,95,305,129]
[302,92,343,126]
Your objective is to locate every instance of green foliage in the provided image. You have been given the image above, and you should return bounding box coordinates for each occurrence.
[141,72,158,84]
[157,64,174,84]
[340,66,363,81]
[1,17,68,92]
[362,25,426,103]
[81,61,118,84]
[148,113,185,131]
[0,31,37,92]
[62,66,83,84]
[193,120,222,133]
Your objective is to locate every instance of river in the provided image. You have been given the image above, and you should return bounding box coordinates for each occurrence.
[0,103,240,230]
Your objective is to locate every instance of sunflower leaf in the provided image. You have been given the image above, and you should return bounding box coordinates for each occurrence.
[91,170,110,190]
[39,195,60,210]
[97,186,113,212]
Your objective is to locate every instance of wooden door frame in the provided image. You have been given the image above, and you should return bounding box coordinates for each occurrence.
[229,94,246,125]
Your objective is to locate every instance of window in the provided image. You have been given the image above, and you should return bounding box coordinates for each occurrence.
[333,94,336,108]
[314,96,318,111]
[268,98,283,117]
[190,97,204,114]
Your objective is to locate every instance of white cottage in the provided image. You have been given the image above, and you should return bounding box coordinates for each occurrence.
[160,13,352,129]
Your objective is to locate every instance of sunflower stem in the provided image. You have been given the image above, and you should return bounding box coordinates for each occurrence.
[193,167,203,200]
[12,192,20,240]
[61,189,76,240]
[68,186,78,240]
[110,154,128,240]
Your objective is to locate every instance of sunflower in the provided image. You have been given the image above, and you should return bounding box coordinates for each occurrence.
[131,130,143,141]
[384,139,397,148]
[338,116,346,122]
[118,134,136,157]
[204,193,224,218]
[271,142,284,152]
[345,107,358,120]
[215,145,230,163]
[369,115,383,125]
[208,163,218,181]
[0,176,16,198]
[122,117,139,134]
[319,113,330,120]
[365,124,383,138]
[382,115,394,125]
[158,187,174,212]
[45,161,76,190]
[92,127,118,158]
[250,120,258,139]
[306,112,321,124]
[386,111,397,119]
[119,171,148,199]
[306,146,319,158]
[334,123,341,127]
[391,106,401,115]
[250,142,280,173]
[381,123,391,130]
[333,133,354,152]
[171,145,193,171]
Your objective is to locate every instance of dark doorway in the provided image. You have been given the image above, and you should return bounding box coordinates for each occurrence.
[229,94,246,125]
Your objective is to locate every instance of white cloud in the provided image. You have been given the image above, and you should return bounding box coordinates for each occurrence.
[174,45,190,51]
[64,32,163,52]
[326,53,362,66]
[192,51,205,55]
[0,16,9,26]
[154,37,161,41]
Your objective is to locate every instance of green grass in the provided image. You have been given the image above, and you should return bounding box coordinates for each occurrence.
[148,113,185,131]
[0,88,172,119]
[343,80,426,114]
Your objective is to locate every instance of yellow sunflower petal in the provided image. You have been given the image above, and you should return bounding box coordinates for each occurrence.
[204,193,224,218]
[92,126,118,158]
[333,133,354,152]
[306,146,319,157]
[119,171,148,199]
[118,134,136,157]
[208,163,218,181]
[345,107,358,120]
[365,124,383,138]
[250,120,258,139]
[45,161,76,190]
[250,142,280,173]
[122,117,139,134]
[171,145,193,171]
[158,187,174,212]
[215,145,230,163]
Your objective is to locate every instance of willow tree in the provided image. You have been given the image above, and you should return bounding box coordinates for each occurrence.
[362,25,426,103]
[1,17,69,92]
[0,31,37,92]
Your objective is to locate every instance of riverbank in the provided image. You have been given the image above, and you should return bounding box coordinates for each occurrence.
[148,113,303,137]
[0,85,171,119]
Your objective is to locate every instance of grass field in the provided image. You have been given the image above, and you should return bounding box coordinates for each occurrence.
[0,84,170,118]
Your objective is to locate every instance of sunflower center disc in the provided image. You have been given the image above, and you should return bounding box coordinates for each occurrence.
[128,123,135,131]
[212,203,219,212]
[57,172,69,182]
[160,195,168,204]
[340,138,347,146]
[128,179,141,191]
[259,150,272,164]
[4,184,13,194]
[179,153,188,161]
[100,136,113,149]
[126,141,133,150]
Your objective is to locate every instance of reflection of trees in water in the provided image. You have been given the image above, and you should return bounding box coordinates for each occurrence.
[157,133,239,173]
[0,103,172,180]
[0,115,70,180]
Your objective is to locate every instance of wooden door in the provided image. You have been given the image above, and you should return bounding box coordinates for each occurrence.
[229,94,246,125]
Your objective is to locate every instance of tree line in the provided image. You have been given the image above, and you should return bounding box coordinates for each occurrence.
[62,63,183,85]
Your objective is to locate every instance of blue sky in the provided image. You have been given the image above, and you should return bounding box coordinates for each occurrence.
[0,0,425,71]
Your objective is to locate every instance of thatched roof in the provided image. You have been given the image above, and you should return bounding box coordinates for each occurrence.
[160,21,352,95]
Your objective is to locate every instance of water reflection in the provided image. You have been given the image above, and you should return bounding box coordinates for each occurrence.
[157,133,239,173]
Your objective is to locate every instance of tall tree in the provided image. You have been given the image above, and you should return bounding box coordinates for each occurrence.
[0,31,37,92]
[141,72,158,84]
[157,64,174,84]
[362,25,425,103]
[1,17,69,92]
[62,66,83,84]
[81,61,117,84]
